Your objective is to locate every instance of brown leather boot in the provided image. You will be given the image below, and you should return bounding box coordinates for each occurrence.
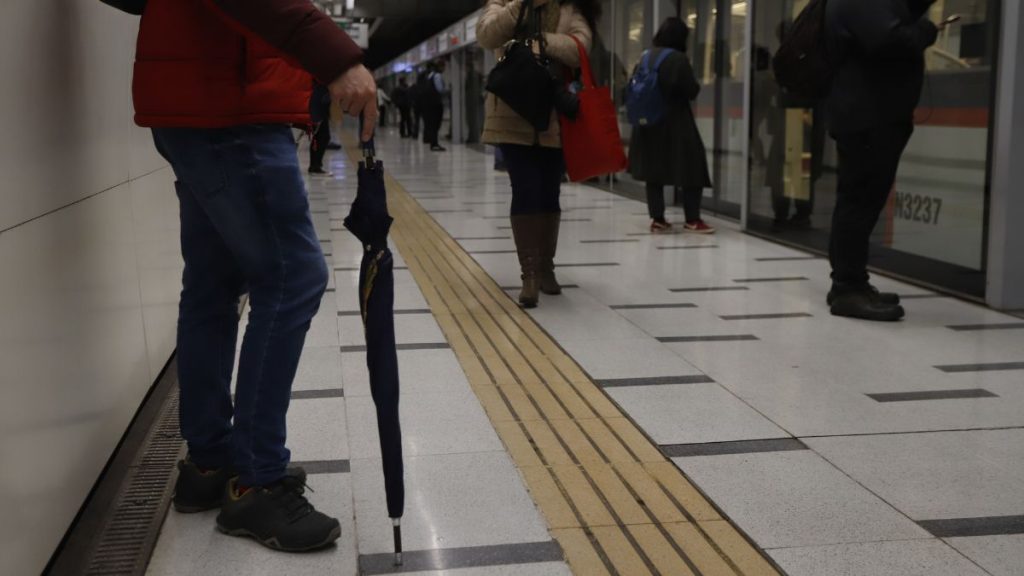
[539,212,562,295]
[510,214,542,308]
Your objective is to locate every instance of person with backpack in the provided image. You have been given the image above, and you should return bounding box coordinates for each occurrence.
[126,0,377,552]
[627,18,714,234]
[478,0,597,309]
[420,60,448,151]
[822,0,938,321]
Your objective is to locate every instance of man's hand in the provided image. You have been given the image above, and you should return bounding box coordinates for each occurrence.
[328,64,378,142]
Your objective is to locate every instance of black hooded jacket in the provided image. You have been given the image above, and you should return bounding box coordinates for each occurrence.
[825,0,938,134]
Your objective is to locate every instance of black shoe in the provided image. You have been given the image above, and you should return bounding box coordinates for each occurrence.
[325,143,342,150]
[827,283,900,306]
[430,145,447,152]
[216,475,339,552]
[830,289,905,322]
[173,459,235,513]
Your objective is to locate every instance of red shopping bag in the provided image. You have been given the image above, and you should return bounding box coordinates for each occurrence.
[560,35,628,182]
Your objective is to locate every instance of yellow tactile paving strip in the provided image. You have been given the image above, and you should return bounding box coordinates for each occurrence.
[343,142,782,576]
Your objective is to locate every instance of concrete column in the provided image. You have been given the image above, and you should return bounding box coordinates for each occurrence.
[986,0,1024,309]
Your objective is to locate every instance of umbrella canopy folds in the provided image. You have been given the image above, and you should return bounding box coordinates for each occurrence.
[343,140,405,564]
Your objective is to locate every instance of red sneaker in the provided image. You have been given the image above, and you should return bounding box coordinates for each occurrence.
[683,220,716,234]
[650,220,673,233]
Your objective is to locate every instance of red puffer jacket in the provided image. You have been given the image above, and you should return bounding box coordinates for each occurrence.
[133,0,363,128]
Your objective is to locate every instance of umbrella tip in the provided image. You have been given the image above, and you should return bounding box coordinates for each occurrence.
[393,518,403,565]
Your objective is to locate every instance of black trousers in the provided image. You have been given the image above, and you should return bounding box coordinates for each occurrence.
[309,121,330,171]
[829,123,913,285]
[500,144,564,215]
[398,105,413,137]
[646,182,702,223]
[423,104,443,146]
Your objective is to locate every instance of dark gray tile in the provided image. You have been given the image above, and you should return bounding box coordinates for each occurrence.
[947,323,1024,331]
[497,226,513,230]
[291,388,345,400]
[753,256,821,262]
[428,209,474,214]
[662,438,807,458]
[289,459,350,474]
[719,313,813,321]
[469,250,518,255]
[453,236,511,240]
[501,284,579,291]
[610,303,697,310]
[669,286,751,293]
[596,375,714,388]
[560,218,594,222]
[340,343,450,353]
[335,266,409,272]
[658,335,759,343]
[338,309,432,317]
[733,277,809,283]
[657,245,719,250]
[463,201,507,205]
[918,515,1024,538]
[359,541,563,575]
[580,239,641,244]
[935,362,1024,373]
[556,262,619,268]
[866,389,998,402]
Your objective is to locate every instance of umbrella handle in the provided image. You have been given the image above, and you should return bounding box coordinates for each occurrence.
[362,136,376,166]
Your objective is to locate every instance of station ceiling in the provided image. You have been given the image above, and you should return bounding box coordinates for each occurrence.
[316,0,481,69]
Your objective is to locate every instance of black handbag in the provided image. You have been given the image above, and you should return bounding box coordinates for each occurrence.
[485,1,557,132]
[99,0,147,15]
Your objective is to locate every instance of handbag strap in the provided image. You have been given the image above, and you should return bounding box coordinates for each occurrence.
[512,0,530,39]
[568,35,594,89]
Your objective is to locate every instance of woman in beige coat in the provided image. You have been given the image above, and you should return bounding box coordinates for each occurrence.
[477,0,597,308]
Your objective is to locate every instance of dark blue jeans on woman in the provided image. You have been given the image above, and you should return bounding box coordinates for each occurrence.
[499,144,563,215]
[153,125,328,487]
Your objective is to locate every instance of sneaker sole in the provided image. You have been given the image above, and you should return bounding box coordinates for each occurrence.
[216,523,341,553]
[830,306,905,322]
[173,501,221,514]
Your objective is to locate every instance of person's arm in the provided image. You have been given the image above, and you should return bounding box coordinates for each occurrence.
[543,6,592,67]
[841,0,938,60]
[207,0,362,85]
[660,53,701,101]
[477,0,526,50]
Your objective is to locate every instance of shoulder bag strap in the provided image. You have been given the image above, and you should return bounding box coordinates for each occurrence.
[567,35,594,89]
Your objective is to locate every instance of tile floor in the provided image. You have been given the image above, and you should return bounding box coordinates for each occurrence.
[147,128,1024,575]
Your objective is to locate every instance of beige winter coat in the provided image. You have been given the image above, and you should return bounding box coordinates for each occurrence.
[478,0,593,148]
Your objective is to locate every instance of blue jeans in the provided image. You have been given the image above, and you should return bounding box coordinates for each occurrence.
[153,125,329,486]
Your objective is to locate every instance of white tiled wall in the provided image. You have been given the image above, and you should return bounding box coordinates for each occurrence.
[0,3,179,574]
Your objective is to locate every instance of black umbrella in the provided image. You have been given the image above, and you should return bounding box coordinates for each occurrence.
[343,139,405,565]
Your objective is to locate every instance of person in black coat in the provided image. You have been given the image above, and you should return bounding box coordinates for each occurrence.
[628,18,714,234]
[308,82,333,176]
[824,0,938,321]
[392,77,413,138]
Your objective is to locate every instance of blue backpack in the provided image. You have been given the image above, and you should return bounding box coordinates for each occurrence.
[626,49,675,127]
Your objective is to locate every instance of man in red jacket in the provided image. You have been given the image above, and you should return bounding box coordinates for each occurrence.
[132,0,376,552]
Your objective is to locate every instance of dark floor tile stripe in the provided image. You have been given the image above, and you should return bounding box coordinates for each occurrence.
[359,541,563,575]
[453,236,511,240]
[312,209,329,214]
[428,209,474,214]
[597,375,714,388]
[867,389,998,402]
[658,335,760,343]
[556,262,619,267]
[335,266,409,272]
[291,388,345,400]
[340,343,450,353]
[947,323,1024,331]
[289,459,351,475]
[501,284,580,291]
[754,256,821,262]
[580,239,641,244]
[657,245,719,250]
[662,438,808,458]
[339,309,432,317]
[719,313,813,321]
[733,277,809,283]
[898,294,947,300]
[610,303,697,310]
[918,515,1024,538]
[669,286,750,293]
[936,362,1024,373]
[469,250,518,255]
[560,218,594,222]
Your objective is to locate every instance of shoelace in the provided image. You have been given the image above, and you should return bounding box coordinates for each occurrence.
[268,476,316,523]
